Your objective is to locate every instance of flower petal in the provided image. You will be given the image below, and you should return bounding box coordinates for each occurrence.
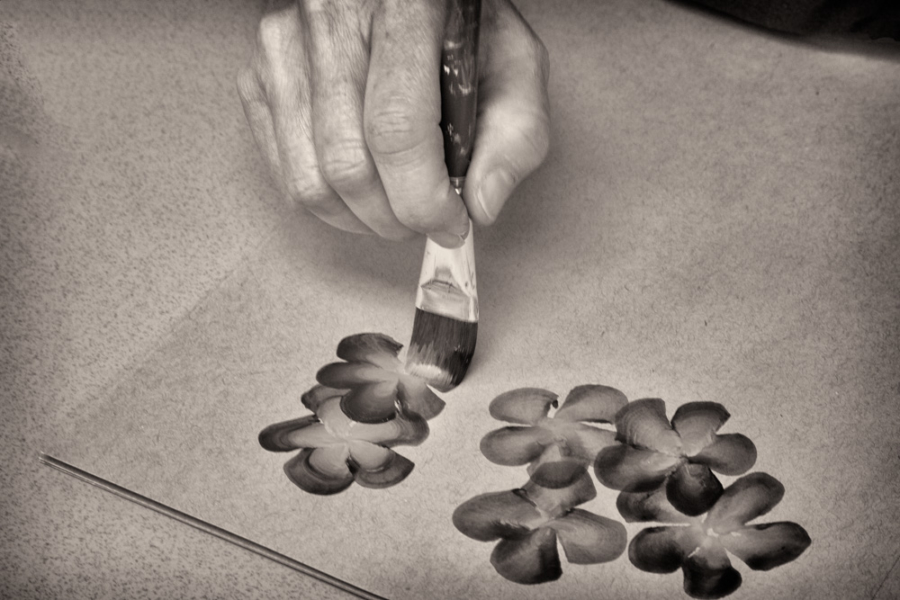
[362,410,430,448]
[397,375,446,420]
[314,397,355,437]
[336,333,403,370]
[525,444,588,489]
[283,447,354,495]
[553,385,628,423]
[480,426,551,466]
[489,388,558,425]
[523,470,596,517]
[594,444,680,493]
[671,402,730,456]
[720,522,811,571]
[316,362,396,388]
[707,473,785,533]
[562,423,618,463]
[352,448,415,489]
[307,444,352,476]
[317,395,429,446]
[616,489,694,524]
[490,527,562,585]
[629,525,704,573]
[301,384,345,413]
[681,543,742,599]
[691,434,757,476]
[549,509,627,564]
[452,490,546,542]
[615,398,682,454]
[340,380,400,424]
[666,462,724,517]
[347,439,393,470]
[275,422,340,451]
[258,415,324,452]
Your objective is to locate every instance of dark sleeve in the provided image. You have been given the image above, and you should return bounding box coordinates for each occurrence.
[680,0,900,40]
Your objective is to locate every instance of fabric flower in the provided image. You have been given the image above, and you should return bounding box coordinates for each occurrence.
[480,385,626,489]
[453,471,626,584]
[316,333,446,423]
[595,399,757,515]
[259,384,430,495]
[621,472,811,599]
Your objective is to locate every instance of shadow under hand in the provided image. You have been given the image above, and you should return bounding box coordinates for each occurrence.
[277,210,423,292]
[667,0,900,60]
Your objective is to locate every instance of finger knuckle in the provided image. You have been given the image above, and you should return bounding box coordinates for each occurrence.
[392,202,434,232]
[318,138,374,192]
[390,185,447,233]
[365,102,428,160]
[299,0,329,19]
[257,11,286,50]
[496,2,551,86]
[284,175,334,212]
[257,6,300,58]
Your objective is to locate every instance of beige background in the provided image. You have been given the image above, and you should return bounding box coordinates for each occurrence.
[2,0,899,598]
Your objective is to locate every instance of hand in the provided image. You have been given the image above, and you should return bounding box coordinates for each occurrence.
[237,0,550,248]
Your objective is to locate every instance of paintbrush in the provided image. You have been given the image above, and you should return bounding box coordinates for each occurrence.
[405,0,481,393]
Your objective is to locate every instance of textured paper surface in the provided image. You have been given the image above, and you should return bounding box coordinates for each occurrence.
[5,0,899,598]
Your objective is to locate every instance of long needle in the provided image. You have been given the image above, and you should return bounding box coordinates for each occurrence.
[38,453,387,600]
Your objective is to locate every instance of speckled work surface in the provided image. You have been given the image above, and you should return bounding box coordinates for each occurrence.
[2,0,899,599]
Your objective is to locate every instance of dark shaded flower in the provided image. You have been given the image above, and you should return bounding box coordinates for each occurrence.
[453,471,626,584]
[316,333,446,423]
[259,384,429,495]
[480,385,626,489]
[621,472,811,599]
[595,399,756,515]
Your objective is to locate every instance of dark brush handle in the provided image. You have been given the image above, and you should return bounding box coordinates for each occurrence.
[441,0,481,186]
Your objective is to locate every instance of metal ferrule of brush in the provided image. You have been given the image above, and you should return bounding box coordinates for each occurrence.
[416,212,478,323]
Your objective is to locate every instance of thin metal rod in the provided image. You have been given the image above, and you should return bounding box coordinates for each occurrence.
[38,453,388,600]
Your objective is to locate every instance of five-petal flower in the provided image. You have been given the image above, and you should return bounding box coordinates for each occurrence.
[595,399,757,515]
[316,333,446,423]
[453,472,626,584]
[480,385,626,489]
[621,472,811,599]
[259,384,430,495]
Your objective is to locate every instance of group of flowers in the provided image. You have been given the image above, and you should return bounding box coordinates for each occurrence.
[258,333,445,495]
[259,338,811,599]
[453,385,811,598]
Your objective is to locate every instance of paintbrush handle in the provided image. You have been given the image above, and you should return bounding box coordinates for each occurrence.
[412,0,481,326]
[441,0,481,188]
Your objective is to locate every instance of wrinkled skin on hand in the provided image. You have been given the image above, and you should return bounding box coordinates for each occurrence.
[237,0,550,247]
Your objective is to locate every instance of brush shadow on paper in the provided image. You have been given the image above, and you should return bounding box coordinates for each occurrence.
[277,212,421,291]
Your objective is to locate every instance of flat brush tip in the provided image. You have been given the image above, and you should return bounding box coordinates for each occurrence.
[406,309,477,392]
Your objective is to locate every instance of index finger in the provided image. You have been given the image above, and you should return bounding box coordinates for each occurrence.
[363,0,471,244]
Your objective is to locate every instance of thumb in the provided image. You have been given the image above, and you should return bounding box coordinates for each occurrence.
[463,2,550,226]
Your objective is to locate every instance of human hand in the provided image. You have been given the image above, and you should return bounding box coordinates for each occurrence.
[237,0,550,248]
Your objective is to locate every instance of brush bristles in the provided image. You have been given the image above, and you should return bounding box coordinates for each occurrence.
[405,309,477,392]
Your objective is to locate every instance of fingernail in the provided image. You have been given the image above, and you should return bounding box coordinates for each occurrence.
[428,230,466,249]
[476,170,514,224]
